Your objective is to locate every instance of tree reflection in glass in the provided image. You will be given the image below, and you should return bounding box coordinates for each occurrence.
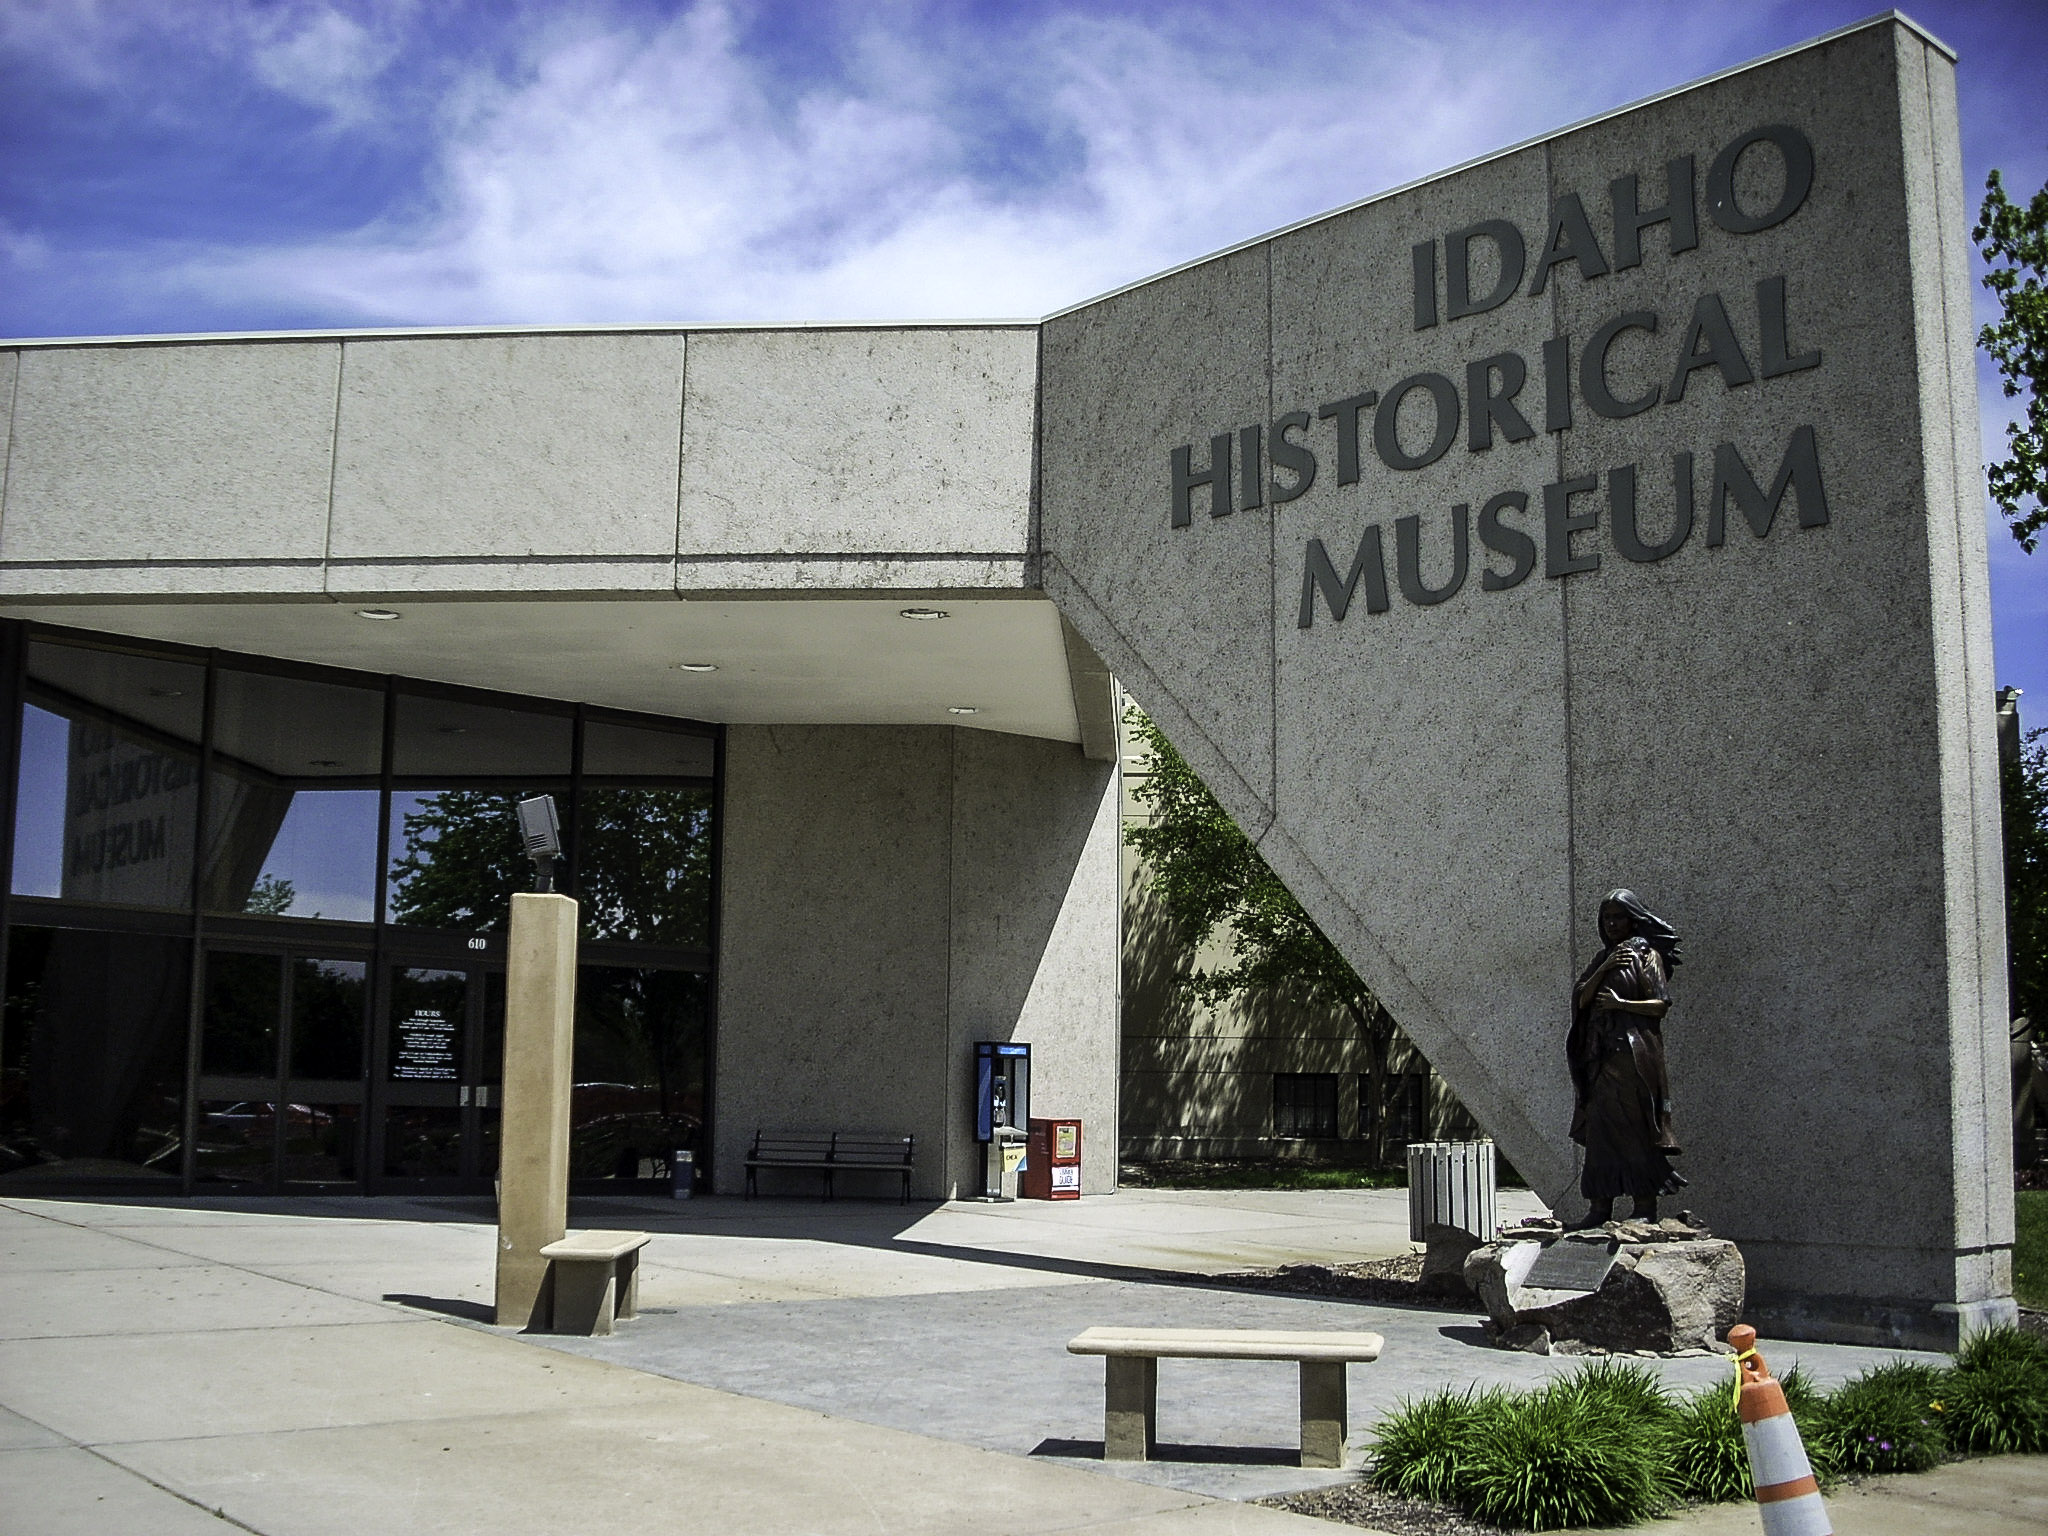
[576,787,713,946]
[386,787,713,943]
[572,967,707,1181]
[385,791,529,931]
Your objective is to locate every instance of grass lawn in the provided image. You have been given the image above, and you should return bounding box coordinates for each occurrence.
[2018,1189,2048,1309]
[1120,1160,1407,1191]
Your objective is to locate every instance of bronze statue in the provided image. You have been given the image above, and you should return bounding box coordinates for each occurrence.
[1568,888,1685,1226]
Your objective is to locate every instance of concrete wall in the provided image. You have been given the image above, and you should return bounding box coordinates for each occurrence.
[0,325,1038,601]
[1042,18,2009,1346]
[714,724,1119,1199]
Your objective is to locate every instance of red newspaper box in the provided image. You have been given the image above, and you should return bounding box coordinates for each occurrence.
[1022,1118,1081,1200]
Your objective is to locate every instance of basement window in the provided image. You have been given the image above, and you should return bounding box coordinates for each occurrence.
[1273,1073,1338,1139]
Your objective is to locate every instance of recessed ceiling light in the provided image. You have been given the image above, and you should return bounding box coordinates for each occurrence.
[948,705,979,715]
[355,608,402,621]
[671,662,718,672]
[899,607,949,621]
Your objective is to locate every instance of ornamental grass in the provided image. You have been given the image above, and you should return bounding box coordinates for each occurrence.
[1360,1329,2048,1530]
[1364,1385,1502,1504]
[1664,1364,1833,1503]
[1462,1374,1676,1530]
[1938,1325,2048,1454]
[1812,1361,1948,1474]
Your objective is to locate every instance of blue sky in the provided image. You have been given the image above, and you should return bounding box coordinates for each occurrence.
[1,0,2043,717]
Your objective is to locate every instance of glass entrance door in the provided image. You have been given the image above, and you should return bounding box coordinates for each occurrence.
[368,956,504,1192]
[195,950,370,1191]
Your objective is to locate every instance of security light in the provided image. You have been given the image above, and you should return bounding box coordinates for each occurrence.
[515,794,562,893]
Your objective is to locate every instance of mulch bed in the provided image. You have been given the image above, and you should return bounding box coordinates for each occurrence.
[1254,1485,1506,1534]
[1212,1253,1473,1311]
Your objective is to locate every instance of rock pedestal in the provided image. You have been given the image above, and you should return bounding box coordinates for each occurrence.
[1463,1215,1744,1356]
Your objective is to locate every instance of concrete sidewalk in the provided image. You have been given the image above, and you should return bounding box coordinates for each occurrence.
[2,1187,2041,1535]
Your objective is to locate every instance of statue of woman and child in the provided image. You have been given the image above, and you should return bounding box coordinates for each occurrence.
[1567,888,1687,1228]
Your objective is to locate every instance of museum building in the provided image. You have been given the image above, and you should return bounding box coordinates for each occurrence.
[0,14,2018,1347]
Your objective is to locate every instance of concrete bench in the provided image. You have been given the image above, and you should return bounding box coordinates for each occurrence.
[538,1230,648,1336]
[744,1129,915,1202]
[1067,1326,1384,1468]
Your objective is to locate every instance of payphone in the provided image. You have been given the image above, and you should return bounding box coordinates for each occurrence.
[973,1041,1030,1200]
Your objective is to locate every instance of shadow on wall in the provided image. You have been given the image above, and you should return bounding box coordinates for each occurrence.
[943,732,1122,1195]
[1121,876,1480,1166]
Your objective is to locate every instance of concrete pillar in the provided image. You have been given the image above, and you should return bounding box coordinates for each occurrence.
[493,892,578,1328]
[1102,1356,1157,1461]
[1298,1362,1348,1469]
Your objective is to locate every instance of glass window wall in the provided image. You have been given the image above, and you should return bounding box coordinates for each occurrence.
[204,668,383,923]
[571,967,708,1183]
[0,927,188,1187]
[12,643,204,909]
[2,624,719,1196]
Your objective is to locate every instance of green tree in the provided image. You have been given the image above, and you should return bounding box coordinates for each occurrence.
[1122,710,1405,1159]
[1976,170,2048,552]
[2008,727,2048,1027]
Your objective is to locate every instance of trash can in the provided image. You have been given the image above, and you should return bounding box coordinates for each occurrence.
[671,1148,695,1200]
[1406,1140,1495,1241]
[987,1125,1028,1200]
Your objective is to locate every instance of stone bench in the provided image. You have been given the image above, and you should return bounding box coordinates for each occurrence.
[538,1230,649,1336]
[1067,1326,1384,1468]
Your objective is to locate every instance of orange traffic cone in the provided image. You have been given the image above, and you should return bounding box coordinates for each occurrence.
[1728,1323,1832,1535]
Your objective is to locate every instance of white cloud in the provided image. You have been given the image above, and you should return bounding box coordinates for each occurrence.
[246,4,405,126]
[156,0,1720,326]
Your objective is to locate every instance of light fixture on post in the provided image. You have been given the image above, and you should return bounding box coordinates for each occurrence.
[515,794,563,893]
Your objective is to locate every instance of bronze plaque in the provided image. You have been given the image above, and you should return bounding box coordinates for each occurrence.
[1523,1239,1619,1294]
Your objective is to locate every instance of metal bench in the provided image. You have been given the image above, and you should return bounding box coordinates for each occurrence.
[537,1230,648,1336]
[1067,1326,1384,1468]
[743,1129,915,1202]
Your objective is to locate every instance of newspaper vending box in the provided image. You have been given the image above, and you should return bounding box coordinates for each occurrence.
[1021,1118,1081,1200]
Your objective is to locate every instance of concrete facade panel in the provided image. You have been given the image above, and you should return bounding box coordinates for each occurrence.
[323,557,676,596]
[713,725,954,1199]
[714,724,1119,1200]
[678,328,1036,569]
[0,350,17,527]
[1042,247,1278,839]
[1900,34,2012,1290]
[0,342,338,565]
[946,729,1120,1194]
[329,333,685,561]
[672,556,1033,593]
[1264,144,1572,1199]
[1040,16,2005,1344]
[1542,26,2005,1321]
